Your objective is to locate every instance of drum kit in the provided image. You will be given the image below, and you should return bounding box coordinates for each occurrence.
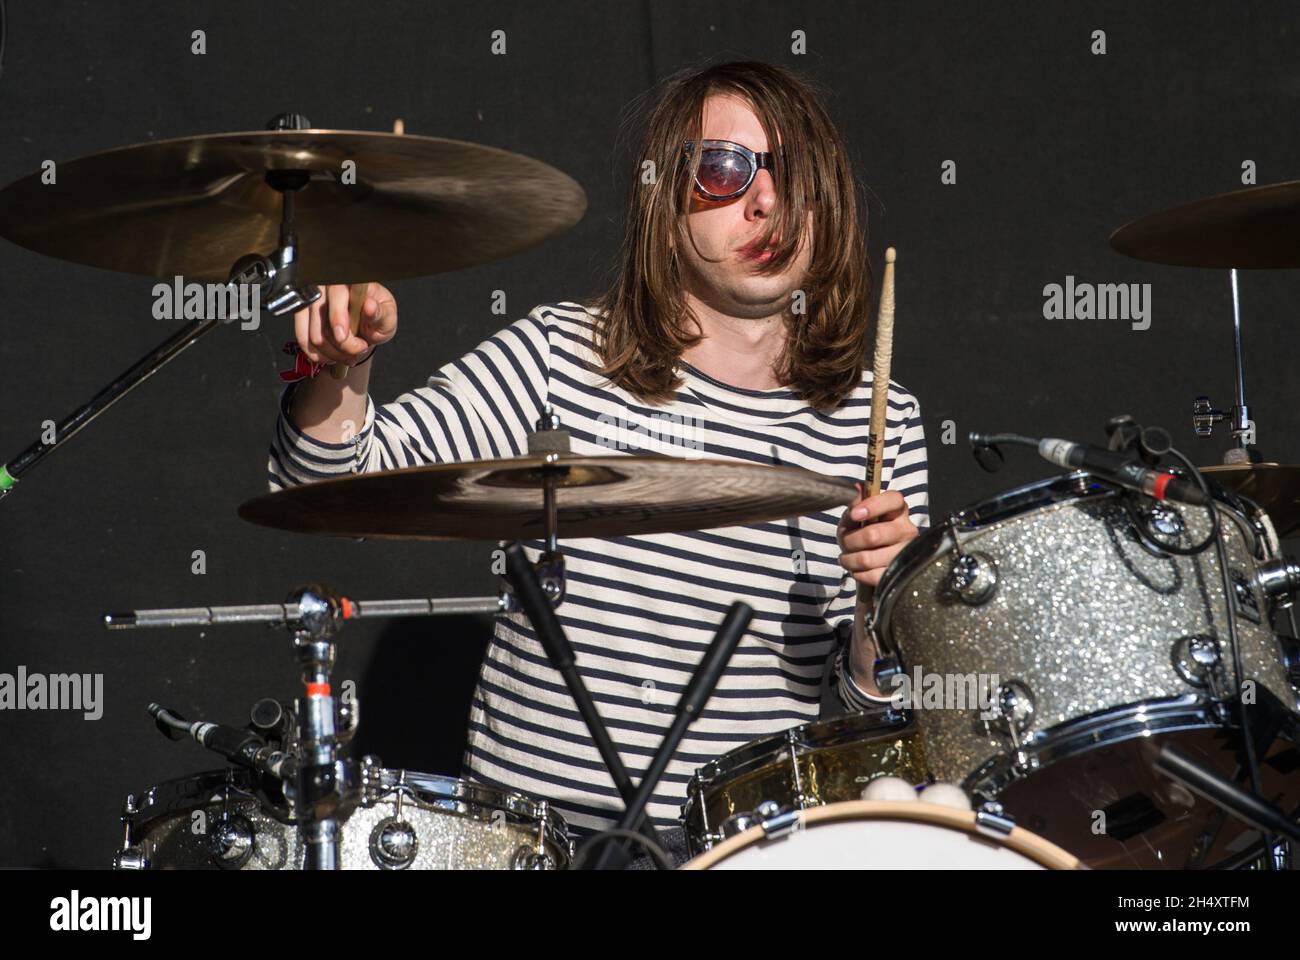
[2,114,1300,871]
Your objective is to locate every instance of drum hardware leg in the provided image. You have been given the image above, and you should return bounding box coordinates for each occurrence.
[1154,744,1300,849]
[1211,801,1300,869]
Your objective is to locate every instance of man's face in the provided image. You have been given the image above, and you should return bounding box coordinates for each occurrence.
[676,94,813,320]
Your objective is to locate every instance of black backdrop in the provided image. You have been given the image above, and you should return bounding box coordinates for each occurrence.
[1,0,1297,868]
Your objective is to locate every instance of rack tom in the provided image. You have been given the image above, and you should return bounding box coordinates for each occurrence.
[873,472,1300,868]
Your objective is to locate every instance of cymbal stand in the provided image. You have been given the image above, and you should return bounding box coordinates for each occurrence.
[0,112,322,501]
[1193,269,1259,465]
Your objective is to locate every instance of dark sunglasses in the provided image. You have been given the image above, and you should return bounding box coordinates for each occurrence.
[682,139,781,201]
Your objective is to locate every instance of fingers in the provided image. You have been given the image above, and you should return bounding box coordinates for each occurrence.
[325,284,369,358]
[296,285,377,365]
[840,542,906,575]
[839,512,917,553]
[849,565,886,588]
[360,282,398,342]
[838,496,919,587]
[846,489,907,524]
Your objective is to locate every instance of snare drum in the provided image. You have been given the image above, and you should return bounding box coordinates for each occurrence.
[682,800,1081,870]
[114,767,573,870]
[873,472,1300,869]
[682,709,927,856]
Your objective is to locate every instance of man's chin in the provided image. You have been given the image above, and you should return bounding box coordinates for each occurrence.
[728,275,796,307]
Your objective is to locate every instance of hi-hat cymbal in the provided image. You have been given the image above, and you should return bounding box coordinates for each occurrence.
[1202,463,1300,538]
[238,456,856,541]
[0,130,586,282]
[1110,180,1300,269]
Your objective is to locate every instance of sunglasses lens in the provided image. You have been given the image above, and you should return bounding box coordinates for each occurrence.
[696,148,752,197]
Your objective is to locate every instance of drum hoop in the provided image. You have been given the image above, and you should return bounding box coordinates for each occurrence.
[375,770,573,849]
[681,800,1082,871]
[966,693,1297,798]
[127,768,573,855]
[128,768,260,827]
[685,709,911,795]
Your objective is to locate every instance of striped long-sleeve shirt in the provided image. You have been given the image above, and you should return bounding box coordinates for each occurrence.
[267,301,930,837]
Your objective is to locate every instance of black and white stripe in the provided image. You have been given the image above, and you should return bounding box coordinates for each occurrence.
[268,301,929,836]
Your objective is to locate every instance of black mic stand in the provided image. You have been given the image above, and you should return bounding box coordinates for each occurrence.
[589,600,754,871]
[501,541,671,867]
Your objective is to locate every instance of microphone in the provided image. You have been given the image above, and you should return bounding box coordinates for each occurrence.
[1036,438,1209,505]
[148,703,297,780]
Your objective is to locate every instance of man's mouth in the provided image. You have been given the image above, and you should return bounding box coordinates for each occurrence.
[740,235,780,260]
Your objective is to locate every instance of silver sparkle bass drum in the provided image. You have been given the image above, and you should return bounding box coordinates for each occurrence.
[872,472,1300,869]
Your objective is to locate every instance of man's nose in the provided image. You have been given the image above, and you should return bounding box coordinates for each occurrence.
[746,169,778,214]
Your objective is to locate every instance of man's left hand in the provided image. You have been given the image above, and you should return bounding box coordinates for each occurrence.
[837,486,918,588]
[837,485,918,697]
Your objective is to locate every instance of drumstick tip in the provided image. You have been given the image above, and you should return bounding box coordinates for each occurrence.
[885,246,896,263]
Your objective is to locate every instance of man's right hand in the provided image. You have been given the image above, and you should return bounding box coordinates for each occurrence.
[293,282,398,366]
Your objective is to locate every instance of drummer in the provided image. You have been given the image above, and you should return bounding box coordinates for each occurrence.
[267,59,929,864]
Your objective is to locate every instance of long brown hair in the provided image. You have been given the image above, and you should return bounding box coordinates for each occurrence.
[587,59,872,410]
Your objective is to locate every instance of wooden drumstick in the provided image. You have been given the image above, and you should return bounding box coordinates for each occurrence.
[863,246,897,500]
[852,247,896,689]
[330,118,404,379]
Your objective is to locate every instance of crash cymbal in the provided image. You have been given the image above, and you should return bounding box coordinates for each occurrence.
[238,456,856,541]
[1110,180,1300,269]
[1202,463,1300,537]
[0,130,586,282]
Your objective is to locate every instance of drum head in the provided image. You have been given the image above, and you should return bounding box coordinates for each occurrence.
[682,800,1081,870]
